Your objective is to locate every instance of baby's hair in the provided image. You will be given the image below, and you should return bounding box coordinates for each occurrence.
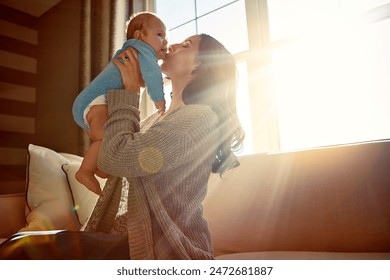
[126,12,162,39]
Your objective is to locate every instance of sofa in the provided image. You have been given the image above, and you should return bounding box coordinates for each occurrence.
[1,140,390,259]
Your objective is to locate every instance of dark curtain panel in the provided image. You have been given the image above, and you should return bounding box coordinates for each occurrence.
[77,0,131,155]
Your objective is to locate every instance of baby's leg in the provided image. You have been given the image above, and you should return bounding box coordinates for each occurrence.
[76,105,108,195]
[76,141,101,195]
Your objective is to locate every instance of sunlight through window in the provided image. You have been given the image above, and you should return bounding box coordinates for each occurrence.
[269,2,390,150]
[156,0,252,155]
[155,0,390,153]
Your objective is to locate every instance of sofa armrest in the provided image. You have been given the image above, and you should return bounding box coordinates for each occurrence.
[0,193,26,238]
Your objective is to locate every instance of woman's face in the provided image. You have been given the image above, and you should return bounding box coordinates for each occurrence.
[160,35,201,80]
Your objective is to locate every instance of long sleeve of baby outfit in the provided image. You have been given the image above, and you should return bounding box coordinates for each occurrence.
[123,40,164,103]
[72,39,163,131]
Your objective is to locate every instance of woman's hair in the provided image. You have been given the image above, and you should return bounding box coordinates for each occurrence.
[182,34,245,176]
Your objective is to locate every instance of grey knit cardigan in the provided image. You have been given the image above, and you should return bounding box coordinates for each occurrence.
[84,89,218,260]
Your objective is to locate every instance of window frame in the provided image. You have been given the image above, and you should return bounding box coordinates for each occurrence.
[139,0,390,154]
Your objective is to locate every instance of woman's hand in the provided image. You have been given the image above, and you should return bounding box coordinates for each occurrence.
[114,47,144,93]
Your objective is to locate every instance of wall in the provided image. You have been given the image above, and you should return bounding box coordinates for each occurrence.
[0,0,81,194]
[35,0,80,155]
[0,4,38,194]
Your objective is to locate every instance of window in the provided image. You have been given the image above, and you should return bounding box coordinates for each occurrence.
[156,0,248,53]
[151,0,390,154]
[268,0,390,150]
[155,0,253,155]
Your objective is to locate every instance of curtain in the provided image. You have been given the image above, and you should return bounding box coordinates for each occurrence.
[77,0,131,155]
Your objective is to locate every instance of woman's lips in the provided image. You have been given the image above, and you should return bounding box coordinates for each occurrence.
[158,48,168,59]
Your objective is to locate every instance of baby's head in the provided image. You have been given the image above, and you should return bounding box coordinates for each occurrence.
[126,12,168,59]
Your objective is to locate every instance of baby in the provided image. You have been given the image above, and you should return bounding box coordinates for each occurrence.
[72,12,168,195]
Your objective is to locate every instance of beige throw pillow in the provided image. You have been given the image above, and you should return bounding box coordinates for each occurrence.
[20,144,81,232]
[62,162,105,227]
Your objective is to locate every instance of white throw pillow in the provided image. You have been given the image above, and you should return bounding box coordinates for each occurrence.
[60,152,84,163]
[62,162,105,227]
[20,144,81,232]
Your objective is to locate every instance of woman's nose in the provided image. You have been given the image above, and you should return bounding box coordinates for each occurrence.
[168,44,178,53]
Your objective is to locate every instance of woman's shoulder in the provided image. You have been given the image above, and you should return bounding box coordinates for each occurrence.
[173,104,217,123]
[178,104,215,117]
[171,104,218,129]
[142,105,217,130]
[141,112,159,128]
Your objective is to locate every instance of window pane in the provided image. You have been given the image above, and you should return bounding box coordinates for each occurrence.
[267,0,340,41]
[155,0,195,29]
[196,0,238,16]
[236,61,253,155]
[272,19,390,151]
[267,0,390,41]
[168,21,197,44]
[197,0,248,54]
[339,0,390,13]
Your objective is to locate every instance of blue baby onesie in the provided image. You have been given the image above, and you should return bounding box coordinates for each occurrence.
[72,39,164,130]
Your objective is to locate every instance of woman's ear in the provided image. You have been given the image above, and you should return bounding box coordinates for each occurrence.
[133,30,142,39]
[191,60,202,75]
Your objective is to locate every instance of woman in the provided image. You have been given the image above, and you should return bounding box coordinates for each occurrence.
[0,34,244,260]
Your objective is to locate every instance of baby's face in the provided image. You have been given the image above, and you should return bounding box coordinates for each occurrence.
[142,18,168,59]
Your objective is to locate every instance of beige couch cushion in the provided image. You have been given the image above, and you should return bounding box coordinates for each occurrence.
[204,141,390,256]
[216,251,390,260]
[0,194,25,238]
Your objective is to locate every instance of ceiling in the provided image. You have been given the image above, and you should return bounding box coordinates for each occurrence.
[0,0,63,17]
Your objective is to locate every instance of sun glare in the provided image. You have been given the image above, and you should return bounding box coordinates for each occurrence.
[156,0,390,153]
[272,16,390,150]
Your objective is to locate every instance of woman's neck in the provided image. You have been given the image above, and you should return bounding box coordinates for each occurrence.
[166,81,185,114]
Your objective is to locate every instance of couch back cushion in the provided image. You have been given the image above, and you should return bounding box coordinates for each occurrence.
[204,141,390,256]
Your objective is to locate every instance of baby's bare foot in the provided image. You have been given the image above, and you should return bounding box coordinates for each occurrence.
[75,170,102,195]
[95,169,109,179]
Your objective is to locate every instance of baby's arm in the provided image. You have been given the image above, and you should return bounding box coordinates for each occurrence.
[154,99,166,114]
[115,47,165,115]
[124,41,165,114]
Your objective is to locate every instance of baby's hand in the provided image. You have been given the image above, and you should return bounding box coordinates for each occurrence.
[154,99,166,114]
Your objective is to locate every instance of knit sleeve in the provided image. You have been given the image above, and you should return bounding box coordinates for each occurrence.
[98,89,217,178]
